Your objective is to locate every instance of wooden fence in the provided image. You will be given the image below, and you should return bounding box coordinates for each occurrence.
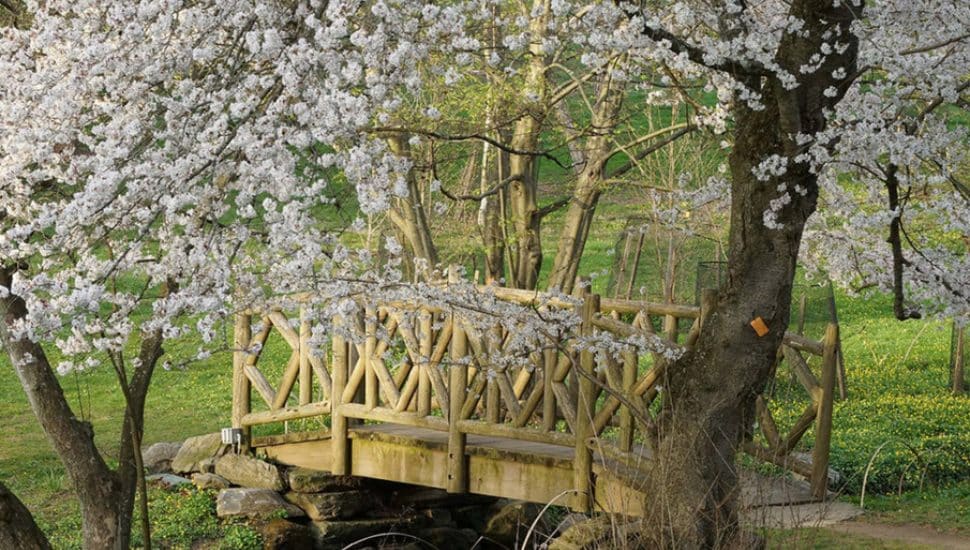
[230,281,838,504]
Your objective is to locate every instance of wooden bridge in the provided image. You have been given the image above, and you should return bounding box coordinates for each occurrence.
[229,280,838,515]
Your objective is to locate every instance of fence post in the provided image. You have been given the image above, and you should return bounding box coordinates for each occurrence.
[418,309,433,415]
[619,348,636,453]
[331,317,350,475]
[299,306,312,405]
[232,313,252,452]
[812,322,838,499]
[573,293,599,512]
[827,280,848,399]
[953,322,966,396]
[365,306,378,409]
[447,266,469,493]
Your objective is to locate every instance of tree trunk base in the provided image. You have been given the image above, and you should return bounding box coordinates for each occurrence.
[0,482,52,550]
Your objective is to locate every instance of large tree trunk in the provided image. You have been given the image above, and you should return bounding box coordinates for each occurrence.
[0,482,51,550]
[0,267,123,549]
[507,151,542,289]
[642,2,859,546]
[506,0,551,290]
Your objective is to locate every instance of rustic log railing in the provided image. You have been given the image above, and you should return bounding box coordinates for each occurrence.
[230,280,838,504]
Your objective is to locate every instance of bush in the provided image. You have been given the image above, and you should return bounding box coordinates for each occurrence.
[220,524,263,550]
[125,487,263,549]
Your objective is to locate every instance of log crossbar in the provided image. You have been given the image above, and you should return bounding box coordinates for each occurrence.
[231,281,838,507]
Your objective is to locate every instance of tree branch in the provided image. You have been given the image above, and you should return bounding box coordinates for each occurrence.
[440,174,523,202]
[638,18,767,77]
[607,126,694,179]
[369,126,570,170]
[538,196,571,219]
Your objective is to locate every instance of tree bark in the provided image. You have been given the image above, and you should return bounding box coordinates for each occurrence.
[506,0,551,290]
[479,141,508,284]
[387,134,439,277]
[115,328,165,550]
[0,266,123,550]
[642,2,859,546]
[0,482,51,550]
[546,71,624,293]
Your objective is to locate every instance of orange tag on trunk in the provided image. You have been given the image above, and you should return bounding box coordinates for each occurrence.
[750,317,769,337]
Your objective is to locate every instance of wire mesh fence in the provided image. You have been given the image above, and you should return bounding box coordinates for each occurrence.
[606,217,721,305]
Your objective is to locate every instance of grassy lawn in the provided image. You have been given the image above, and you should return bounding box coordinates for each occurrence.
[1,183,967,547]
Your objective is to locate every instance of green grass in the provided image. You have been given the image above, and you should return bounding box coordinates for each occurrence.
[856,483,970,534]
[764,527,937,549]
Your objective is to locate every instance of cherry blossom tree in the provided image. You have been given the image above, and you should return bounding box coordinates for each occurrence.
[1,0,968,548]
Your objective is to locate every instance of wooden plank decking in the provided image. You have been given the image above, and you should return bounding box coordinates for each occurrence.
[259,424,817,516]
[261,424,654,514]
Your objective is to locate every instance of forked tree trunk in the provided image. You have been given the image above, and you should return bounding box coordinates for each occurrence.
[0,268,123,549]
[546,71,624,294]
[115,330,165,550]
[387,135,439,275]
[642,2,859,546]
[0,482,51,550]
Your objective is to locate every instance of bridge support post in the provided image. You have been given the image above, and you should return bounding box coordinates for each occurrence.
[331,318,350,475]
[448,315,468,493]
[232,313,252,453]
[573,293,599,512]
[447,266,469,493]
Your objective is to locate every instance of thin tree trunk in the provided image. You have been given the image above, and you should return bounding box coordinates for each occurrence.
[0,482,51,550]
[479,140,506,284]
[0,267,123,550]
[546,179,601,293]
[115,328,165,550]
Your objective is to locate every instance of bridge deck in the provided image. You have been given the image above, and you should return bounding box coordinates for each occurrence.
[259,425,818,516]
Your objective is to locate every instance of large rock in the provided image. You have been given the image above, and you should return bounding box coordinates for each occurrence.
[216,488,305,520]
[192,473,231,491]
[287,467,363,493]
[215,454,285,491]
[145,474,192,489]
[483,500,548,548]
[258,519,316,550]
[415,527,479,549]
[547,516,644,550]
[547,515,606,550]
[284,491,372,521]
[170,433,225,474]
[142,441,182,474]
[792,451,843,486]
[313,516,424,548]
